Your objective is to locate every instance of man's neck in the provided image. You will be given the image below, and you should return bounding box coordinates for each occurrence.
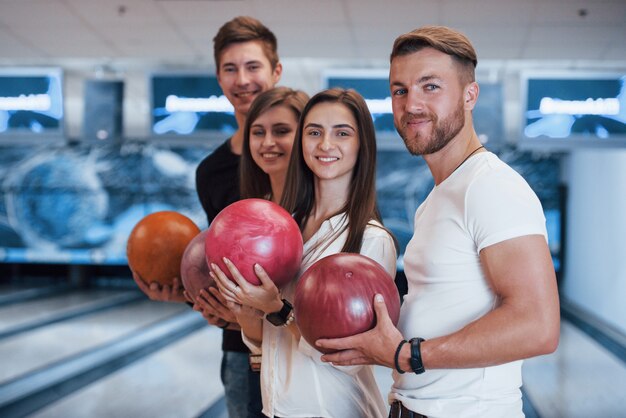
[228,110,247,156]
[424,127,483,185]
[229,129,244,155]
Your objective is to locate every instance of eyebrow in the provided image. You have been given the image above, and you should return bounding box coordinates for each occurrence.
[304,122,355,132]
[222,59,262,68]
[391,74,441,87]
[251,122,293,131]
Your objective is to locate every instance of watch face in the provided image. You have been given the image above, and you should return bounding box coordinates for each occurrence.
[266,312,285,326]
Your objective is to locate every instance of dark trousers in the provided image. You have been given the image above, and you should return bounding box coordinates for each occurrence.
[389,401,427,418]
[247,368,264,418]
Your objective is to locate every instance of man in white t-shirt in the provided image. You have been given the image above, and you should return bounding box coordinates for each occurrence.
[317,26,560,418]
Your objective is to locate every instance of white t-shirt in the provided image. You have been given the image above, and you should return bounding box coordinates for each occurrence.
[391,152,547,418]
[244,213,397,418]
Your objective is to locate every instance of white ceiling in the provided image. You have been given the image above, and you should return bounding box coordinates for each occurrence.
[0,0,625,71]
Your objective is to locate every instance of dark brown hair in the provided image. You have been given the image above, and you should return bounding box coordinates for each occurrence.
[281,88,392,254]
[213,16,279,71]
[240,87,309,200]
[390,25,477,84]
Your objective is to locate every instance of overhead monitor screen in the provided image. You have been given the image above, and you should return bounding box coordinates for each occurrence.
[151,74,237,136]
[324,70,395,132]
[0,68,63,136]
[522,73,626,147]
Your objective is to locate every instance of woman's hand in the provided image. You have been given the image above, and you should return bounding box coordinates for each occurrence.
[210,258,284,315]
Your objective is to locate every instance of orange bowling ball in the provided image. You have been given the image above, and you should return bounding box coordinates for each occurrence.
[127,211,200,286]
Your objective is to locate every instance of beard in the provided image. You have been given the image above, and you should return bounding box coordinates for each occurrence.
[396,100,465,156]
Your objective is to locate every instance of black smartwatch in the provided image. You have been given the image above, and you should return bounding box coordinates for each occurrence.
[409,337,426,374]
[265,299,293,327]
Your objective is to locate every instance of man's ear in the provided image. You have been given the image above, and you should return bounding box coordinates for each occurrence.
[273,61,283,84]
[464,81,479,111]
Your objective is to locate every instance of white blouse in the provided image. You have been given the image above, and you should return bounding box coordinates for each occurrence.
[243,213,397,418]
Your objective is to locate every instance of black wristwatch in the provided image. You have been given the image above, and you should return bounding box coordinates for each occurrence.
[409,337,426,374]
[265,299,294,327]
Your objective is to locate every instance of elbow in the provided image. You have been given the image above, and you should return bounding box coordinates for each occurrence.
[539,329,560,355]
[534,317,560,356]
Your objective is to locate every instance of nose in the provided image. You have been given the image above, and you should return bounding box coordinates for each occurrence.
[405,89,424,114]
[236,69,250,86]
[262,133,275,147]
[319,132,334,151]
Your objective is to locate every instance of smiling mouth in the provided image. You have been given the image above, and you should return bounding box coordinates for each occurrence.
[261,153,282,159]
[317,156,339,162]
[236,91,257,99]
[407,118,430,126]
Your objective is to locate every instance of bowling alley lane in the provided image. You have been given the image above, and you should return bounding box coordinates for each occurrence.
[0,288,143,336]
[29,325,224,418]
[0,298,187,383]
[522,321,626,417]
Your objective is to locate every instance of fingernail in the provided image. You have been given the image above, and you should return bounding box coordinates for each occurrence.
[254,264,262,271]
[211,263,217,270]
[222,257,230,264]
[375,294,384,302]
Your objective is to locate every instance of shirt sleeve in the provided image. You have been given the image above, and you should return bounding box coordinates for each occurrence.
[241,329,262,355]
[465,167,548,252]
[360,225,398,276]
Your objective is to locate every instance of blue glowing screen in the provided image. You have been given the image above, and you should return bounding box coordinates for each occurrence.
[151,75,237,135]
[525,76,626,140]
[0,72,63,134]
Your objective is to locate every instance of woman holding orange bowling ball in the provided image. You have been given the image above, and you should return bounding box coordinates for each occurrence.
[211,88,398,418]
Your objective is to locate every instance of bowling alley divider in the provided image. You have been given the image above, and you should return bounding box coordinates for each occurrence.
[0,282,73,307]
[0,291,143,340]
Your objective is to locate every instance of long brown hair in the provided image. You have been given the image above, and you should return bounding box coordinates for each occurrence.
[281,88,392,253]
[240,87,309,200]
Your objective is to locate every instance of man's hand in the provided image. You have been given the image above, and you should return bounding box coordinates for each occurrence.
[317,294,404,367]
[191,287,238,327]
[132,271,187,303]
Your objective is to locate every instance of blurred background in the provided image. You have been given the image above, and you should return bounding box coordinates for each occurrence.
[0,0,624,417]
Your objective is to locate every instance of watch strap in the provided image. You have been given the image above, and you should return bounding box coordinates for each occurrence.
[409,337,426,374]
[265,299,293,326]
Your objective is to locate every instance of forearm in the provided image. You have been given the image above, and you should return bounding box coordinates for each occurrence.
[237,314,263,346]
[403,301,559,370]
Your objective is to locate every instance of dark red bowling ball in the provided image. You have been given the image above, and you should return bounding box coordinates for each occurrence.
[204,198,303,288]
[127,211,200,286]
[294,253,400,354]
[181,229,214,301]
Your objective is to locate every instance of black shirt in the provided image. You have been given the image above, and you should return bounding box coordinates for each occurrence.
[196,138,248,353]
[196,139,240,223]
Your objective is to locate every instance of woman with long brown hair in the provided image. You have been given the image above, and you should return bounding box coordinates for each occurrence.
[212,88,397,418]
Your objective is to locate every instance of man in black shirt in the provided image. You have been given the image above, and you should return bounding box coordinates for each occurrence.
[133,16,282,418]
